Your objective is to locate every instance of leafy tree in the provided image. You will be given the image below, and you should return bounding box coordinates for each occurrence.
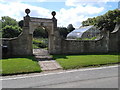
[57,27,68,38]
[58,24,75,38]
[2,25,22,38]
[0,20,2,38]
[67,24,75,33]
[1,16,18,28]
[33,27,48,38]
[82,9,120,32]
[18,20,24,28]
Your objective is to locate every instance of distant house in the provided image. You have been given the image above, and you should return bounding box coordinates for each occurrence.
[67,25,101,40]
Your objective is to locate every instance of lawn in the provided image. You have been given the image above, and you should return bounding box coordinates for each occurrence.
[53,54,120,70]
[1,56,41,75]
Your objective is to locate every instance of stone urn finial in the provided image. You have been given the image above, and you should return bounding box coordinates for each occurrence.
[25,8,30,17]
[51,11,56,18]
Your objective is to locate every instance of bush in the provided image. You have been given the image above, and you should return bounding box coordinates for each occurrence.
[1,16,18,28]
[2,25,22,38]
[33,38,48,49]
[33,27,48,38]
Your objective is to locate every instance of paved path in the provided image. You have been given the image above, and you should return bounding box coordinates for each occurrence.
[33,49,62,71]
[2,65,119,88]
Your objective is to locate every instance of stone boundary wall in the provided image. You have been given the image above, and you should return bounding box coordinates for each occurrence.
[2,27,33,57]
[60,36,108,54]
[109,23,120,52]
[59,24,120,54]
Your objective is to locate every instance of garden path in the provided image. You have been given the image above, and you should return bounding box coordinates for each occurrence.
[33,49,62,71]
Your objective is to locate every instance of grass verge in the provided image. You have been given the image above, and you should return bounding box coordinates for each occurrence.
[1,56,41,76]
[53,54,120,70]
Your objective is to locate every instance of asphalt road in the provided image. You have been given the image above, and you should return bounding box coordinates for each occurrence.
[2,65,119,88]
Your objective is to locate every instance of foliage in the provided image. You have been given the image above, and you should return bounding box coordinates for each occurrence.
[1,56,41,75]
[82,9,120,32]
[53,54,120,70]
[58,24,75,38]
[0,20,2,38]
[0,16,23,38]
[1,16,18,28]
[18,20,24,28]
[33,27,48,38]
[2,25,22,38]
[33,44,39,49]
[67,24,75,33]
[58,27,68,38]
[33,38,48,49]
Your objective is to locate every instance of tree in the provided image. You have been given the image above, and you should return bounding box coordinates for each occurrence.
[18,20,24,28]
[57,27,68,38]
[2,25,22,38]
[58,24,75,38]
[1,16,18,28]
[33,27,48,38]
[81,9,120,32]
[67,24,75,33]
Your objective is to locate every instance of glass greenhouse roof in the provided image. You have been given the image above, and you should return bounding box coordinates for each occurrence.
[67,25,94,39]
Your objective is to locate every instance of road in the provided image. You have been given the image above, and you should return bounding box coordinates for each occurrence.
[2,65,119,88]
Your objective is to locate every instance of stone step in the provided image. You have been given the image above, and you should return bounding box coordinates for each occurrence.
[38,60,62,71]
[35,55,53,61]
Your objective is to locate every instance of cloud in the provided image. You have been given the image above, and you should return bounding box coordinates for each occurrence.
[0,1,105,28]
[65,0,119,7]
[56,5,104,28]
[0,2,51,21]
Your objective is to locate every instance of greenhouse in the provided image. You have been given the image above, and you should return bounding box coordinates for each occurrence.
[67,25,100,39]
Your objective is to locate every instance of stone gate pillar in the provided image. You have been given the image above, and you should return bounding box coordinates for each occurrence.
[49,11,62,54]
[22,9,33,55]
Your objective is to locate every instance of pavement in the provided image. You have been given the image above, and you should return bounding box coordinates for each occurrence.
[1,65,119,88]
[33,49,62,71]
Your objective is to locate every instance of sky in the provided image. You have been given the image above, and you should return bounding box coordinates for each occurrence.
[0,0,119,28]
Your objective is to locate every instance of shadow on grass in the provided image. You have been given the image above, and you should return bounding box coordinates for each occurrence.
[1,55,38,62]
[52,52,120,60]
[52,55,68,60]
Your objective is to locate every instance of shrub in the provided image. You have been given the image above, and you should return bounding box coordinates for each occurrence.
[2,25,22,38]
[33,38,48,49]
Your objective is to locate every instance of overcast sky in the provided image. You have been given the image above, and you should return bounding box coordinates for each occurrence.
[0,0,119,28]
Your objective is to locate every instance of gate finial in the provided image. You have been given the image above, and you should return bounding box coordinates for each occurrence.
[25,8,30,17]
[51,11,56,18]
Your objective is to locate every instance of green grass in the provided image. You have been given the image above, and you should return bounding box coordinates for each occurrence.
[33,44,39,49]
[1,56,41,75]
[53,54,120,70]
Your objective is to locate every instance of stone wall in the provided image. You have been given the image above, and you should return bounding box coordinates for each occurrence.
[109,23,120,52]
[2,24,119,57]
[60,35,108,54]
[59,23,120,55]
[2,27,33,57]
